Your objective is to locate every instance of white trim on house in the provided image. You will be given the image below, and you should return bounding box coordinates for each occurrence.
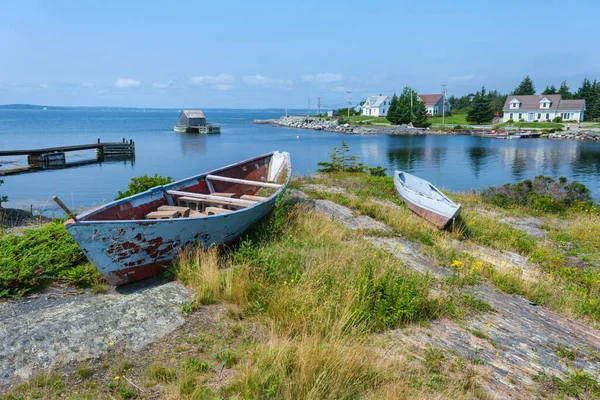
[361,95,390,117]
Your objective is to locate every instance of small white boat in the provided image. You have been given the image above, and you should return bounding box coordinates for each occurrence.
[394,171,461,229]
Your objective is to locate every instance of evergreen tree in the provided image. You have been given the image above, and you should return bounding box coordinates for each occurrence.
[466,87,495,124]
[512,76,536,95]
[575,78,593,99]
[412,95,429,128]
[558,81,572,99]
[543,85,557,95]
[386,93,399,124]
[589,99,600,121]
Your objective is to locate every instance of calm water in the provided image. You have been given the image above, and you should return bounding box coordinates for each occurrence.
[1,109,600,212]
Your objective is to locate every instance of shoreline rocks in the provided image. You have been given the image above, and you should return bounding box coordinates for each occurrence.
[546,130,600,141]
[253,116,428,135]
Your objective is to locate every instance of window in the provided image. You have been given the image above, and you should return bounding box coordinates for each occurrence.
[510,113,513,120]
[518,113,522,120]
[537,113,541,119]
[546,113,549,120]
[382,109,385,114]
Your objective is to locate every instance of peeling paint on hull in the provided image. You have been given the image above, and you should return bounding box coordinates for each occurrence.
[67,201,276,285]
[64,151,292,286]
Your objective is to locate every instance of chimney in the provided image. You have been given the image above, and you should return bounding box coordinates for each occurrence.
[540,92,543,97]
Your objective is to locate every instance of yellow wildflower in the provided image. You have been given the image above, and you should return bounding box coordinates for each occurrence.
[284,281,287,285]
[590,299,596,305]
[109,341,114,346]
[290,279,294,283]
[450,260,464,268]
[114,376,120,380]
[496,353,500,357]
[486,323,491,327]
[396,244,403,251]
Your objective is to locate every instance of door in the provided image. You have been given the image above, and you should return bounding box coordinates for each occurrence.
[528,113,534,121]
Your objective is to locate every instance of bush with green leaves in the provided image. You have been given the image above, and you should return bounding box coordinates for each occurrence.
[0,220,95,297]
[553,116,563,123]
[115,174,174,200]
[317,141,387,176]
[0,179,7,208]
[481,176,594,212]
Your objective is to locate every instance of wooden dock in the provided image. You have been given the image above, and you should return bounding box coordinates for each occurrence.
[0,138,135,175]
[0,138,135,165]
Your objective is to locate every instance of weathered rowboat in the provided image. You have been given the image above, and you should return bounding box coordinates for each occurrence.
[394,171,461,229]
[64,151,291,286]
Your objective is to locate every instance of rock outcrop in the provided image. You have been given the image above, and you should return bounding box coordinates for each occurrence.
[254,116,427,135]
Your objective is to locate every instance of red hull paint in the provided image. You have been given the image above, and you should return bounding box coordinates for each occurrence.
[395,188,457,229]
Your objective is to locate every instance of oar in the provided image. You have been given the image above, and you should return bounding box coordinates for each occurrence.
[52,196,78,221]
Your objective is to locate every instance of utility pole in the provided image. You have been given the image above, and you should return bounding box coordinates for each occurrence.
[442,84,447,125]
[346,90,352,119]
[307,97,310,120]
[410,88,413,123]
[317,97,321,116]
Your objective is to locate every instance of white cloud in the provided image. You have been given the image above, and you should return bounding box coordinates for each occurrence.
[449,75,474,81]
[302,73,344,83]
[214,84,235,91]
[38,83,49,89]
[81,82,95,88]
[114,78,141,88]
[152,80,172,89]
[243,75,293,90]
[190,74,235,90]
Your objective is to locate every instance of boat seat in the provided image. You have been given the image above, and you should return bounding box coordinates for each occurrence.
[158,205,191,217]
[189,210,208,218]
[211,192,238,198]
[206,207,231,215]
[146,210,180,219]
[177,196,204,211]
[240,195,266,202]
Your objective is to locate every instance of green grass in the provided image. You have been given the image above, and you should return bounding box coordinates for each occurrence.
[345,115,391,125]
[428,113,470,125]
[0,220,103,297]
[505,121,564,129]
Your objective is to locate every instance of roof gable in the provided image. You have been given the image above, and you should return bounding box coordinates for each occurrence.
[418,94,443,106]
[181,110,206,118]
[363,95,388,108]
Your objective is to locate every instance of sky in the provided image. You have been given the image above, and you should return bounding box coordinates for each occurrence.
[0,0,599,108]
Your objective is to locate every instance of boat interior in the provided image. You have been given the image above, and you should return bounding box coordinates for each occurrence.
[77,152,290,222]
[398,172,454,204]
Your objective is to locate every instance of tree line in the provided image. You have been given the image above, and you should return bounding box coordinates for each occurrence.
[448,76,600,123]
[385,87,429,127]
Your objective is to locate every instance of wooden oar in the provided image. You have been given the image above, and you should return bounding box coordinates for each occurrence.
[52,196,78,221]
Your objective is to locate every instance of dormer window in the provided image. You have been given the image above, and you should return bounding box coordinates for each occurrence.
[539,97,552,109]
[509,98,520,109]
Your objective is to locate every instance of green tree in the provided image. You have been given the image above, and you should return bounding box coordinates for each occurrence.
[543,85,557,95]
[558,81,572,99]
[392,87,427,126]
[386,94,399,124]
[512,76,536,95]
[575,78,593,100]
[115,174,174,200]
[589,97,600,120]
[466,87,495,124]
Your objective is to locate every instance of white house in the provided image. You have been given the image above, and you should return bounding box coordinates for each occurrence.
[417,94,450,116]
[361,95,390,117]
[502,94,586,122]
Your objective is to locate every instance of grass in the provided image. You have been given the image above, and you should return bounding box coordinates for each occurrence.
[428,113,470,125]
[4,169,600,399]
[0,220,104,297]
[504,121,564,129]
[345,115,391,125]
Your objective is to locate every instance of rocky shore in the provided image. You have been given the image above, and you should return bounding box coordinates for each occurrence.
[546,130,600,141]
[253,116,428,135]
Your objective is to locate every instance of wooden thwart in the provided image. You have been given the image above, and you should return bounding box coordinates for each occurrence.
[167,190,258,206]
[206,174,282,189]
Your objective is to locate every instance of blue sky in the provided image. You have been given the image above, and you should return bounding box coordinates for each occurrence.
[0,0,598,108]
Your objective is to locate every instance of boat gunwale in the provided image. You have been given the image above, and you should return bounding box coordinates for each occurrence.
[67,151,291,225]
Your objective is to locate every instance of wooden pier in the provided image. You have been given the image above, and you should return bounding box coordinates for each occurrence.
[0,138,135,175]
[0,138,135,165]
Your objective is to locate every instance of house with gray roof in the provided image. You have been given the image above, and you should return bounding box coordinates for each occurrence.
[502,94,585,122]
[417,94,450,116]
[361,95,390,117]
[179,110,206,127]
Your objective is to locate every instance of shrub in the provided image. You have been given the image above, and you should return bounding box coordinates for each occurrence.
[519,119,525,123]
[0,220,92,297]
[481,176,594,212]
[365,166,388,177]
[115,173,174,200]
[507,119,514,124]
[453,125,463,129]
[553,116,563,123]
